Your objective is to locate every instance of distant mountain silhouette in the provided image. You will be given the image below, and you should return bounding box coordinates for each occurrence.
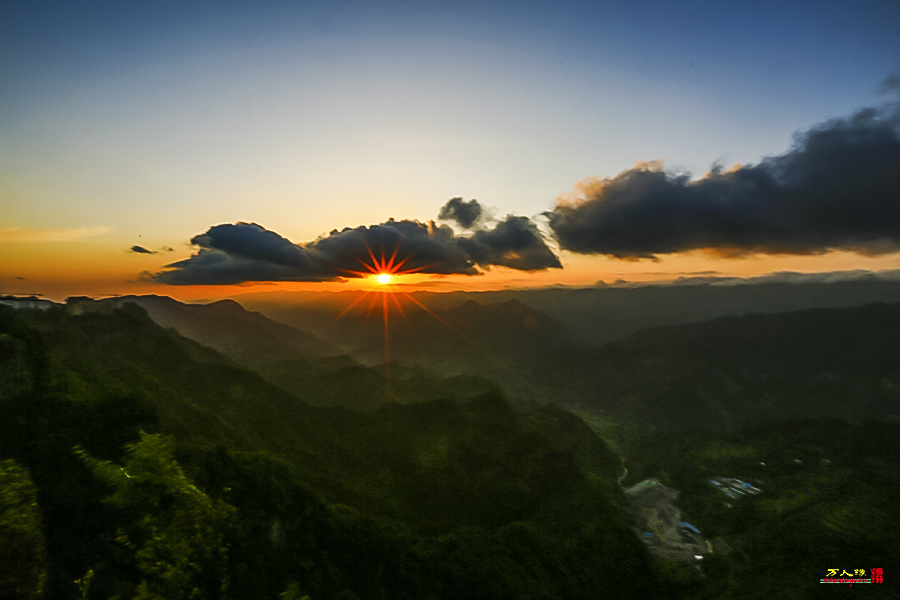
[537,301,900,432]
[106,295,340,366]
[237,276,900,347]
[104,295,500,412]
[514,278,900,346]
[345,298,575,373]
[106,295,900,435]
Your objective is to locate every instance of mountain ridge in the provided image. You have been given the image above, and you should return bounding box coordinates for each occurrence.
[0,300,659,599]
[105,294,340,365]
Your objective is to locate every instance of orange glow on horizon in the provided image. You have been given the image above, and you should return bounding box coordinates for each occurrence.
[3,230,899,303]
[338,232,446,291]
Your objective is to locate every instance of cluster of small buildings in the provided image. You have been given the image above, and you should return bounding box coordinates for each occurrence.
[708,477,762,500]
[0,295,54,311]
[0,295,120,315]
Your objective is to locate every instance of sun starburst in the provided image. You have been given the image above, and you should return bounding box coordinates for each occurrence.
[333,232,515,402]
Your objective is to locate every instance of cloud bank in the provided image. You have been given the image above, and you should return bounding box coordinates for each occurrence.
[548,100,900,260]
[154,88,900,286]
[154,202,560,285]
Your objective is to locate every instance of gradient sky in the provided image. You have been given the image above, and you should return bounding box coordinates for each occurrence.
[2,0,899,300]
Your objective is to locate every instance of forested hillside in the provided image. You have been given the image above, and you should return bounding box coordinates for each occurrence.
[102,294,500,412]
[532,301,900,433]
[621,420,900,599]
[0,301,659,600]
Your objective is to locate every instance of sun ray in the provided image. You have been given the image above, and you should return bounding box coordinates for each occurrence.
[334,290,371,320]
[365,292,381,320]
[390,261,443,275]
[389,291,408,321]
[400,293,467,338]
[362,238,381,273]
[382,291,391,400]
[386,241,402,273]
[331,229,543,407]
[334,229,533,403]
[357,257,380,274]
[390,243,424,272]
[400,292,520,378]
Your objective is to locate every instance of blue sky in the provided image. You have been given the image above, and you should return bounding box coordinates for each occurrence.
[2,0,899,297]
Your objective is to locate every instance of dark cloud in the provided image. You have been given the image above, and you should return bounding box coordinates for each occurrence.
[162,246,175,252]
[548,101,900,260]
[130,245,156,254]
[458,216,562,271]
[190,223,317,270]
[880,73,900,95]
[439,197,483,229]
[310,219,478,276]
[153,215,561,285]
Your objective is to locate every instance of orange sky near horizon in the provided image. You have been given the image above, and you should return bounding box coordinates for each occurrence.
[4,5,899,305]
[3,233,899,303]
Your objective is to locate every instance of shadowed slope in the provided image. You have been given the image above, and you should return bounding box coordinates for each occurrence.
[0,300,660,600]
[106,295,340,366]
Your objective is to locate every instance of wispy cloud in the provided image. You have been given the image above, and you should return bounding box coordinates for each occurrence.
[602,269,900,288]
[0,226,112,243]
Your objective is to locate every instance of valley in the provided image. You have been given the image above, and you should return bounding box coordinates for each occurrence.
[2,285,898,599]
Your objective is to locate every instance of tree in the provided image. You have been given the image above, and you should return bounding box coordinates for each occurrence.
[76,433,235,599]
[0,459,47,599]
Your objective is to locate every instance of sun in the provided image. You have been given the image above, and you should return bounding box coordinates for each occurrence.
[334,233,495,402]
